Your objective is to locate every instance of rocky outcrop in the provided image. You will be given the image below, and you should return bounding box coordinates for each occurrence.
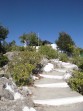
[41,58,49,66]
[0,76,36,111]
[5,51,19,61]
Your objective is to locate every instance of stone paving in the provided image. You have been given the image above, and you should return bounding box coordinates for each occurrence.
[30,70,83,111]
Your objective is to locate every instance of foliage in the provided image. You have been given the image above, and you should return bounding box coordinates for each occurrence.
[68,71,83,95]
[0,25,9,41]
[18,46,36,52]
[2,40,17,52]
[11,63,34,86]
[70,56,83,67]
[0,25,9,53]
[72,47,80,57]
[79,48,83,57]
[78,58,83,71]
[8,51,42,86]
[79,63,83,71]
[0,54,9,67]
[39,45,58,59]
[56,32,75,55]
[42,40,52,45]
[19,32,42,46]
[58,52,69,62]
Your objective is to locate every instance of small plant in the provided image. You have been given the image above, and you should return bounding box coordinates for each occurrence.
[0,54,9,67]
[12,63,34,86]
[70,56,83,67]
[68,71,83,95]
[58,52,68,62]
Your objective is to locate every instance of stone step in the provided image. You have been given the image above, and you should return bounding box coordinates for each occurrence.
[42,70,65,76]
[30,69,83,111]
[36,103,83,111]
[31,87,82,100]
[34,77,64,84]
[39,74,63,79]
[35,82,69,88]
[54,68,67,73]
[33,96,83,106]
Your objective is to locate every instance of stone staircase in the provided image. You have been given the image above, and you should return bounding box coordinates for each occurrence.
[30,70,83,111]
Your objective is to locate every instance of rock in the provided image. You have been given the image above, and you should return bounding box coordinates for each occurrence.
[62,63,78,70]
[30,107,36,111]
[32,75,39,81]
[22,106,30,111]
[50,59,63,69]
[14,92,23,100]
[32,64,43,75]
[19,86,32,96]
[3,89,14,100]
[41,58,49,66]
[5,52,18,61]
[0,76,34,111]
[63,72,72,80]
[0,74,9,79]
[0,84,14,100]
[2,65,8,73]
[43,63,54,72]
[0,77,9,85]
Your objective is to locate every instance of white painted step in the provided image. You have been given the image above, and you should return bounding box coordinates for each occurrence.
[35,82,69,88]
[39,74,63,79]
[33,96,83,106]
[34,77,64,84]
[54,69,67,73]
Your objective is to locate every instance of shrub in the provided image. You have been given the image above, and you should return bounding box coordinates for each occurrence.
[32,63,43,75]
[70,56,83,67]
[8,51,42,86]
[39,45,58,59]
[58,53,69,62]
[79,63,83,71]
[68,71,83,95]
[11,63,34,86]
[0,54,9,67]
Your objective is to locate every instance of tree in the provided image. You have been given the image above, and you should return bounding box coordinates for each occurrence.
[0,25,9,53]
[42,40,52,45]
[79,48,83,57]
[9,40,16,46]
[0,25,9,41]
[2,40,17,52]
[55,32,75,55]
[19,32,42,46]
[0,25,9,67]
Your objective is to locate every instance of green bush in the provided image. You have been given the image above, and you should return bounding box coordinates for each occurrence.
[11,63,34,86]
[68,71,83,95]
[39,45,58,59]
[8,51,42,86]
[0,54,9,67]
[58,53,69,62]
[70,56,83,67]
[9,46,36,52]
[79,63,83,71]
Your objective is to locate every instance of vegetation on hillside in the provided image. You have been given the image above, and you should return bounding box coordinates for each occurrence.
[39,45,58,59]
[56,32,75,56]
[0,24,83,94]
[68,70,83,95]
[0,25,9,67]
[8,51,42,86]
[19,32,42,46]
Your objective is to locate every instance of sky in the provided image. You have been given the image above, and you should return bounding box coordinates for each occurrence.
[0,0,83,48]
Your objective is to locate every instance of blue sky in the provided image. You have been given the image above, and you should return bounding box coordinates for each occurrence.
[0,0,83,47]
